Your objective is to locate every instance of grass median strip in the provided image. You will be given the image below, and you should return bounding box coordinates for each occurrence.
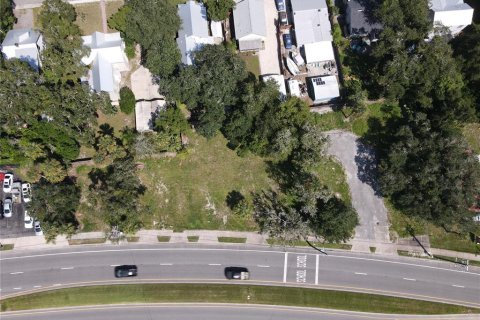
[157,236,171,243]
[217,237,247,243]
[0,284,478,314]
[68,238,106,245]
[0,244,14,251]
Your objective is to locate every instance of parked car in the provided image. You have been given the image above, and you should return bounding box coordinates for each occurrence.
[114,265,138,278]
[24,210,34,229]
[3,198,13,218]
[291,51,305,67]
[279,11,288,26]
[3,173,13,193]
[21,183,32,203]
[283,33,292,49]
[275,0,286,11]
[0,172,5,182]
[34,220,43,236]
[224,267,250,280]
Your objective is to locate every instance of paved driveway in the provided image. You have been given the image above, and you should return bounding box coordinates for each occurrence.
[326,131,390,245]
[258,0,281,75]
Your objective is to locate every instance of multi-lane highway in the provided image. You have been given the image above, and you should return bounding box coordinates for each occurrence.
[2,304,478,320]
[1,244,479,308]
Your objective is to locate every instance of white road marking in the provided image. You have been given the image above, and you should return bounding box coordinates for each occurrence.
[13,287,22,290]
[315,254,319,285]
[160,263,173,266]
[110,264,120,267]
[33,285,42,288]
[10,272,24,275]
[296,255,307,268]
[452,284,465,288]
[283,252,288,283]
[208,263,221,266]
[355,272,367,275]
[61,267,74,270]
[296,270,307,283]
[52,283,62,286]
[257,265,270,268]
[403,278,416,281]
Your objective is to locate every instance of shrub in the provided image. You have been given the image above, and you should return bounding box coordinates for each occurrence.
[119,87,136,114]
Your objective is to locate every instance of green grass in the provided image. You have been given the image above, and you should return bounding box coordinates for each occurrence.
[75,1,124,35]
[1,284,476,314]
[351,103,401,137]
[157,236,171,242]
[217,237,247,243]
[239,53,261,77]
[68,238,106,245]
[314,157,351,204]
[312,111,350,132]
[187,236,199,242]
[0,244,14,251]
[463,123,480,154]
[266,239,352,250]
[138,133,272,231]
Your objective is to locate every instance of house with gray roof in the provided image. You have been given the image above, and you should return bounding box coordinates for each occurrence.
[291,0,332,46]
[233,0,267,51]
[1,28,43,70]
[345,0,382,40]
[429,0,473,37]
[177,0,215,65]
[81,32,129,103]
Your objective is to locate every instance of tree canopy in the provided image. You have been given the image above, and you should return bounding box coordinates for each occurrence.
[204,0,235,21]
[0,0,15,43]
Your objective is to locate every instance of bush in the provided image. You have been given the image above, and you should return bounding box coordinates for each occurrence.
[119,87,136,114]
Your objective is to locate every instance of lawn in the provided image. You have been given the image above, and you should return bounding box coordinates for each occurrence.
[1,284,477,314]
[137,132,273,231]
[463,123,480,154]
[350,103,401,136]
[314,157,351,204]
[239,53,261,77]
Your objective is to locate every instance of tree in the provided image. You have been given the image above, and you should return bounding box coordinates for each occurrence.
[93,127,127,164]
[119,87,136,114]
[38,0,89,84]
[28,179,80,242]
[0,0,15,42]
[204,0,235,21]
[89,157,145,233]
[343,79,367,113]
[144,38,181,77]
[38,159,68,184]
[377,115,480,231]
[154,104,189,137]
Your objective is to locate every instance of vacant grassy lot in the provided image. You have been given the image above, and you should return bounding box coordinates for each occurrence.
[314,157,351,204]
[1,284,477,314]
[239,53,261,77]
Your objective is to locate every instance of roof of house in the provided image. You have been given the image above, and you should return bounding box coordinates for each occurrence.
[347,0,382,36]
[1,28,43,70]
[287,79,301,97]
[81,32,128,99]
[430,0,472,12]
[430,0,473,28]
[262,74,287,99]
[135,100,166,132]
[304,41,335,63]
[309,75,340,103]
[233,0,267,40]
[291,0,332,46]
[177,1,215,65]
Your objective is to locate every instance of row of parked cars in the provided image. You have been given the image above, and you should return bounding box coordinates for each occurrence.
[1,172,42,236]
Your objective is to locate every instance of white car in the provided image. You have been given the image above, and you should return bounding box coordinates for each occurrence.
[34,220,43,236]
[21,183,32,203]
[3,198,13,218]
[3,173,13,193]
[24,210,34,228]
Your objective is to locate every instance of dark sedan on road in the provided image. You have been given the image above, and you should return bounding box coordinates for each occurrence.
[224,267,250,280]
[114,265,138,278]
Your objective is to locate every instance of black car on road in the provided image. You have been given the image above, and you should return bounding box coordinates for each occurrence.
[114,265,138,278]
[224,267,250,280]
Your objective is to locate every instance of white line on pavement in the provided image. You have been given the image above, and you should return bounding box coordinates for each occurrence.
[403,278,416,281]
[257,265,270,268]
[283,252,288,283]
[10,272,24,275]
[60,267,74,270]
[13,287,22,290]
[52,284,62,286]
[160,263,173,266]
[208,263,221,266]
[315,254,319,285]
[33,285,42,288]
[110,264,120,267]
[452,284,465,288]
[355,272,367,275]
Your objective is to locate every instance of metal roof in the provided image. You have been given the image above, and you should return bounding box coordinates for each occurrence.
[291,0,332,46]
[346,0,383,36]
[430,0,472,11]
[178,0,210,38]
[233,0,267,40]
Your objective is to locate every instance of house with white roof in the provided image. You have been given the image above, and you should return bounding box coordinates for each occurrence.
[81,32,129,103]
[291,0,335,68]
[429,0,473,37]
[233,0,267,51]
[308,75,340,104]
[1,28,43,70]
[177,0,215,65]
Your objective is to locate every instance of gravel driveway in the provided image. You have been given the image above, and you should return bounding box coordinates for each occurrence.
[258,0,281,75]
[326,130,390,244]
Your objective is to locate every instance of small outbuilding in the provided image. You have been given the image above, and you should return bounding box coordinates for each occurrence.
[233,0,267,51]
[308,75,340,104]
[1,28,43,70]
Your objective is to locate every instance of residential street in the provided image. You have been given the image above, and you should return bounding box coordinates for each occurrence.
[326,131,390,249]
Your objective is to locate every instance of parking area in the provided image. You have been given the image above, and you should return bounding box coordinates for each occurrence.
[258,0,281,75]
[0,172,35,238]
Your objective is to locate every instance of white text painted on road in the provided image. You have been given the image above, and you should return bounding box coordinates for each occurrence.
[10,272,24,275]
[452,285,465,288]
[296,270,307,283]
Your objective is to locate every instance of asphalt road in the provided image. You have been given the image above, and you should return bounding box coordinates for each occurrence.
[1,244,479,308]
[2,304,478,320]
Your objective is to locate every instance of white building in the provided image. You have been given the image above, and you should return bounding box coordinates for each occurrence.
[308,75,340,104]
[81,32,129,103]
[233,0,267,51]
[1,28,43,70]
[177,0,215,65]
[287,79,301,97]
[430,0,474,37]
[303,41,335,66]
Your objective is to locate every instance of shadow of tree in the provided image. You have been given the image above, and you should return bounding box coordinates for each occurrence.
[354,139,382,196]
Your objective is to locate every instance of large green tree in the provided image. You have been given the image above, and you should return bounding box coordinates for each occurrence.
[204,0,235,21]
[0,0,15,42]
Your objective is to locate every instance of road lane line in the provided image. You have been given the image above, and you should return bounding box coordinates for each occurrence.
[52,283,62,286]
[355,272,367,275]
[61,267,74,270]
[160,263,173,266]
[10,272,24,275]
[208,263,221,266]
[13,287,22,290]
[315,254,319,285]
[257,265,270,268]
[110,264,120,267]
[403,278,416,281]
[33,285,42,288]
[452,284,465,288]
[283,252,288,283]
